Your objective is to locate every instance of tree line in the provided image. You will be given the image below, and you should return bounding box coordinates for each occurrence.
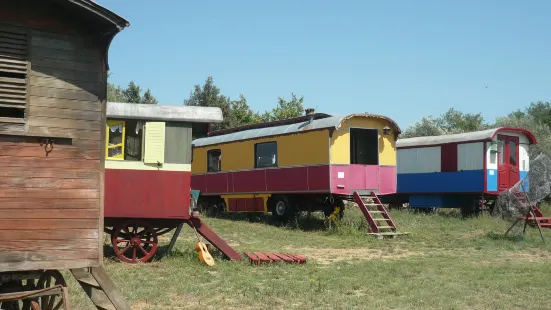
[108,75,305,131]
[107,74,550,156]
[402,102,551,157]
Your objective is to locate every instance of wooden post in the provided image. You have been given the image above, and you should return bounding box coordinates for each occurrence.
[166,223,184,255]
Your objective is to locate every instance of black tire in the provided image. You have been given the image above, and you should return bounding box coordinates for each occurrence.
[271,195,295,222]
[206,201,226,217]
[323,199,345,219]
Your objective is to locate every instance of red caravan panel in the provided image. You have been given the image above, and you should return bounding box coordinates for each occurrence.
[207,172,230,193]
[105,169,191,219]
[266,167,309,192]
[191,174,207,193]
[379,166,397,194]
[193,165,332,195]
[330,165,381,195]
[441,143,458,172]
[307,165,331,191]
[233,170,266,192]
[228,198,264,212]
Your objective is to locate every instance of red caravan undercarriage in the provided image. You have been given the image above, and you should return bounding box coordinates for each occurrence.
[103,168,242,263]
[104,217,242,263]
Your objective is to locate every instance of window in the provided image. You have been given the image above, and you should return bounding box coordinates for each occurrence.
[255,142,277,168]
[509,141,517,166]
[105,119,146,161]
[124,120,144,161]
[164,122,192,164]
[0,24,28,124]
[207,149,221,172]
[498,141,505,164]
[106,120,125,160]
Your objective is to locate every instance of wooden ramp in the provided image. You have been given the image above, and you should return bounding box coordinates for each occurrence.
[353,191,409,239]
[185,217,242,261]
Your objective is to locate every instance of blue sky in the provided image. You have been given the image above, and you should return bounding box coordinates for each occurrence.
[100,0,550,129]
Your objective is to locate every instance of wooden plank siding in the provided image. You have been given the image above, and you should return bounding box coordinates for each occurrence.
[0,15,106,272]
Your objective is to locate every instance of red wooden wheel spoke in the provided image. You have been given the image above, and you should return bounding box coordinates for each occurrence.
[139,245,148,256]
[117,238,130,243]
[120,244,131,254]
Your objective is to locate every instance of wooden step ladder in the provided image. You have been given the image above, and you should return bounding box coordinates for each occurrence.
[70,267,130,310]
[514,192,551,228]
[353,191,408,239]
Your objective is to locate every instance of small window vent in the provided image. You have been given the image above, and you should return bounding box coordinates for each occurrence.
[0,23,28,124]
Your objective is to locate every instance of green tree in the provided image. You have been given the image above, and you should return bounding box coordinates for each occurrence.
[123,81,142,103]
[107,83,126,102]
[496,102,551,157]
[227,95,262,128]
[141,89,159,105]
[401,108,488,138]
[525,101,551,127]
[495,114,551,157]
[262,93,305,122]
[400,116,448,138]
[106,74,158,104]
[184,76,242,131]
[436,108,488,133]
[184,77,308,130]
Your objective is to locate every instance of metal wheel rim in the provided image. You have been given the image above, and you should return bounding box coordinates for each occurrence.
[275,201,286,215]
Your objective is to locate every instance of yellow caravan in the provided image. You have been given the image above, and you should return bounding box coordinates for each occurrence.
[191,109,401,221]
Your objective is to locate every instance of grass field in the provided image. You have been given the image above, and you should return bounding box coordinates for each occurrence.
[66,203,551,310]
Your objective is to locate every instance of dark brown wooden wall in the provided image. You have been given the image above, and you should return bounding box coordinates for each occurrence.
[0,2,106,272]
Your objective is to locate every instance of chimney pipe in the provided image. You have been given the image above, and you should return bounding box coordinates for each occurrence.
[305,108,315,123]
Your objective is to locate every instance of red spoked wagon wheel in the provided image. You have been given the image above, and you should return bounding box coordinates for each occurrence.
[111,219,159,263]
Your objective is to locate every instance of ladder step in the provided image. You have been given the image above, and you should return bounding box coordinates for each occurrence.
[77,274,100,288]
[353,191,399,239]
[96,300,117,310]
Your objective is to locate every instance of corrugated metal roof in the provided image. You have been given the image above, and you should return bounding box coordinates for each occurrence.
[397,127,538,148]
[107,102,223,123]
[192,114,401,147]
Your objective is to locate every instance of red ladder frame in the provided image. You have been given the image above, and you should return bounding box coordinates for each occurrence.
[353,191,396,233]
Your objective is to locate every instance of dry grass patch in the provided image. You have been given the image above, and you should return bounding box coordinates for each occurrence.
[290,246,423,264]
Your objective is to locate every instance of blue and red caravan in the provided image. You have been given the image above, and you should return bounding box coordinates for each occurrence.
[378,127,537,214]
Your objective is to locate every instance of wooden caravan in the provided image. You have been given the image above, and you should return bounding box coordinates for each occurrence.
[191,109,401,221]
[104,102,242,263]
[0,0,130,309]
[378,127,538,215]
